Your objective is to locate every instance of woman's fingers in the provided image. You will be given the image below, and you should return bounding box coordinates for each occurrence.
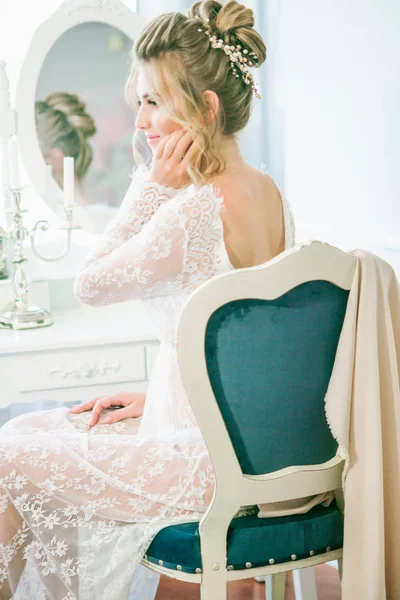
[69,392,125,414]
[180,135,201,167]
[70,392,144,429]
[155,130,180,160]
[97,406,137,425]
[153,128,195,166]
[162,129,187,160]
[154,133,170,159]
[69,397,103,413]
[88,396,115,428]
[173,131,196,162]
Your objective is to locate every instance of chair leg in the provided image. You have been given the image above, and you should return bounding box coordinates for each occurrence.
[200,571,227,600]
[337,558,343,582]
[265,573,286,600]
[292,568,318,600]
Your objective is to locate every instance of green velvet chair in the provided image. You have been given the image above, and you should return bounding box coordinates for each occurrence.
[141,241,356,599]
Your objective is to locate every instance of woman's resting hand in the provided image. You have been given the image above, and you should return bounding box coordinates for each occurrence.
[69,391,146,429]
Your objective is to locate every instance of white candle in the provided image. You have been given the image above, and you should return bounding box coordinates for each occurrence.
[63,156,74,206]
[9,137,20,189]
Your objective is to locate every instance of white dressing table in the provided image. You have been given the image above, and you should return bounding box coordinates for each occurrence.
[0,300,159,409]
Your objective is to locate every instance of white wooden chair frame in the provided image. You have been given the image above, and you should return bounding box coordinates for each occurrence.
[141,241,356,599]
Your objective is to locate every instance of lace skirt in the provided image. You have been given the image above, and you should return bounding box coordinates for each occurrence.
[0,406,214,599]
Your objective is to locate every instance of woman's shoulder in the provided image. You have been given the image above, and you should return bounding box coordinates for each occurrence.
[201,167,281,217]
[209,166,280,195]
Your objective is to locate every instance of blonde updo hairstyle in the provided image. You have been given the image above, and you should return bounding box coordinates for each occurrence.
[127,0,266,185]
[35,92,96,188]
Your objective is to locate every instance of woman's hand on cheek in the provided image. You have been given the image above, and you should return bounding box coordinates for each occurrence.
[149,129,200,189]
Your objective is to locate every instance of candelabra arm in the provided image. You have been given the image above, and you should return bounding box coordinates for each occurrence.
[0,188,80,329]
[30,220,72,262]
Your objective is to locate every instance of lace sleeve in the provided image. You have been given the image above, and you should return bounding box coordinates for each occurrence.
[74,184,224,306]
[80,166,179,265]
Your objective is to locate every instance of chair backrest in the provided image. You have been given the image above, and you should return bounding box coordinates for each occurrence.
[204,281,348,475]
[177,241,357,507]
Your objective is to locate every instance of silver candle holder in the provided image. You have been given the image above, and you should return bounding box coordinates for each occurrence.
[0,186,80,330]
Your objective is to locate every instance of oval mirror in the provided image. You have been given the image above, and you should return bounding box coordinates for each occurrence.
[16,0,147,234]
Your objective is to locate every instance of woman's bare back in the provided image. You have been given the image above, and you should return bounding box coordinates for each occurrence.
[210,165,285,269]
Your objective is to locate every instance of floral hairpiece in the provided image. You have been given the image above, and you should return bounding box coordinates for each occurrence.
[195,14,261,99]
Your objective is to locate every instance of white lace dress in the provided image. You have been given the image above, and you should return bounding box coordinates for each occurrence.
[0,166,295,600]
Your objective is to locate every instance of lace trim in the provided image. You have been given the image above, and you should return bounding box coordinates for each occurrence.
[282,194,296,248]
[180,185,229,293]
[123,184,177,237]
[130,164,184,197]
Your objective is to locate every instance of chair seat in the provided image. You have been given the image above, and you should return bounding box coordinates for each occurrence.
[146,502,343,573]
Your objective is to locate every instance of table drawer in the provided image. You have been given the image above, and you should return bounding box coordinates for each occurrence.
[14,343,146,393]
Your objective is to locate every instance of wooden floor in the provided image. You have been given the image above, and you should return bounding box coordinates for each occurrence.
[156,565,341,599]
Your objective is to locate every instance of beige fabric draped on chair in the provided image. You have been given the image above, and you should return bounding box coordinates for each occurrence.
[325,249,400,600]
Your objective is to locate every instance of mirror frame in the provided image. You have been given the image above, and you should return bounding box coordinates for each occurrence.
[16,0,146,213]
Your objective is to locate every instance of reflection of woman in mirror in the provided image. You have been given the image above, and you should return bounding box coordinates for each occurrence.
[35,92,111,233]
[1,2,301,598]
[35,92,96,201]
[35,93,114,232]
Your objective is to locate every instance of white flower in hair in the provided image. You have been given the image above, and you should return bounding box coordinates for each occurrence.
[195,15,261,99]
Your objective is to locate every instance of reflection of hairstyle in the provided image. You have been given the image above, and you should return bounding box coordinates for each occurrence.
[126,0,266,185]
[35,92,96,186]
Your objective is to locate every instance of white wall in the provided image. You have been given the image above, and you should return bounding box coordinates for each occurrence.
[280,0,400,273]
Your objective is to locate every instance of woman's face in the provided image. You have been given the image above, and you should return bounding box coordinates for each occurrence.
[135,68,181,151]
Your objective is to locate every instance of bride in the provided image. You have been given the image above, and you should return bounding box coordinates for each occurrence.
[0,1,295,598]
